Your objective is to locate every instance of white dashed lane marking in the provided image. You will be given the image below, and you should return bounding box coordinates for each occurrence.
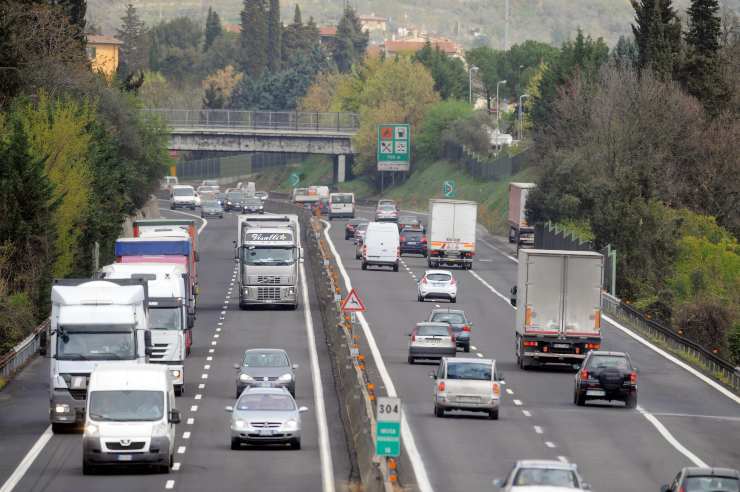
[198,383,205,389]
[172,462,181,471]
[177,446,187,454]
[534,426,543,434]
[513,399,523,406]
[522,410,532,417]
[558,456,569,463]
[201,373,208,379]
[190,405,198,412]
[506,388,514,395]
[194,394,202,400]
[182,432,191,439]
[545,441,557,448]
[476,353,484,358]
[186,418,194,425]
[204,365,210,370]
[165,479,175,489]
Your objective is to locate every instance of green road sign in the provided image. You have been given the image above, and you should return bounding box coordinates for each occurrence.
[289,172,300,187]
[377,124,410,172]
[375,421,401,457]
[443,180,456,198]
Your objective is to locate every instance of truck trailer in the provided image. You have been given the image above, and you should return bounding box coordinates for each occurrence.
[427,199,477,269]
[508,183,536,247]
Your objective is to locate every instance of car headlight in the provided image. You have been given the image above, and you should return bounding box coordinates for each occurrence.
[152,421,168,437]
[283,419,298,431]
[84,423,99,436]
[234,419,247,429]
[278,373,293,382]
[239,373,253,382]
[286,287,295,295]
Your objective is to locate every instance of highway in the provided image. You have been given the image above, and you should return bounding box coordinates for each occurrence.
[0,204,350,492]
[322,205,740,492]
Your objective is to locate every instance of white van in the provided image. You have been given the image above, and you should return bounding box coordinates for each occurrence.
[362,222,400,272]
[161,176,178,191]
[170,185,196,210]
[328,193,355,219]
[83,364,180,474]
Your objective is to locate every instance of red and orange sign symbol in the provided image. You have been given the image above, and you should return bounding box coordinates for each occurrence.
[380,127,393,139]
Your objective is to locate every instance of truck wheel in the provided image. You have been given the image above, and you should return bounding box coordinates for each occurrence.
[361,262,367,271]
[626,392,637,409]
[175,385,183,397]
[52,423,70,434]
[464,343,470,353]
[408,355,414,364]
[450,297,457,303]
[417,295,423,302]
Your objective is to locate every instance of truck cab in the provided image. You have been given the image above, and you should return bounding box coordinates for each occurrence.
[49,279,150,433]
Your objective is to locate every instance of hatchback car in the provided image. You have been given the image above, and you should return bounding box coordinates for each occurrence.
[408,322,456,364]
[494,460,591,491]
[574,350,638,408]
[418,270,457,303]
[428,308,472,352]
[225,387,308,450]
[431,357,502,419]
[375,203,399,222]
[235,348,298,397]
[662,467,740,492]
[400,228,427,257]
[201,200,224,219]
[345,218,369,240]
[242,197,264,214]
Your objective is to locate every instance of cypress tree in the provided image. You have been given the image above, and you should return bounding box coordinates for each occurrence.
[332,6,368,72]
[239,0,268,78]
[630,0,681,78]
[116,4,148,75]
[204,7,223,52]
[682,0,725,110]
[266,0,282,72]
[282,4,303,63]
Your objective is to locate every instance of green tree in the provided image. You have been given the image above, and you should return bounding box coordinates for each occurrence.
[333,6,368,72]
[204,7,223,52]
[240,0,268,78]
[611,35,639,69]
[116,3,148,76]
[415,100,473,162]
[266,0,281,72]
[414,42,469,100]
[682,0,727,110]
[631,0,681,78]
[282,4,303,63]
[147,17,203,85]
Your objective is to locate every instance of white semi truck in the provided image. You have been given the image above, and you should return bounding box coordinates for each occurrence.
[99,263,189,395]
[511,249,604,369]
[48,278,150,432]
[427,199,478,269]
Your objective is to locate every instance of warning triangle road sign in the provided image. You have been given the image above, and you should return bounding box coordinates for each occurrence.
[341,288,366,312]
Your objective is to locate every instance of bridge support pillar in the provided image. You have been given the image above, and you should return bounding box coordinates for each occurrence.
[333,154,349,184]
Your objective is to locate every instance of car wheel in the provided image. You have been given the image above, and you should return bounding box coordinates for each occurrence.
[488,408,499,420]
[434,405,445,418]
[626,392,637,409]
[230,438,241,450]
[290,438,301,450]
[408,355,414,364]
[427,259,433,267]
[418,295,424,302]
[345,233,349,240]
[361,262,367,270]
[450,297,457,304]
[575,388,587,406]
[464,343,470,353]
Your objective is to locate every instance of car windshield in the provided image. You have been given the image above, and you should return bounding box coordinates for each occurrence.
[446,362,492,380]
[173,188,193,197]
[89,390,164,422]
[332,194,353,203]
[513,468,579,488]
[682,477,739,491]
[56,326,136,360]
[416,325,449,336]
[431,312,466,324]
[241,247,294,265]
[149,307,181,331]
[237,393,296,411]
[588,355,630,371]
[227,192,244,200]
[244,351,289,368]
[427,273,451,282]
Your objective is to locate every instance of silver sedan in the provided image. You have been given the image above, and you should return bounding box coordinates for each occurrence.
[225,387,308,450]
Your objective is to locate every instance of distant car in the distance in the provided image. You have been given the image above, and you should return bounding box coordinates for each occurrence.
[407,322,456,364]
[255,191,269,201]
[242,197,264,214]
[234,348,298,397]
[400,227,427,257]
[661,467,740,492]
[493,460,592,491]
[418,270,457,303]
[201,200,224,219]
[574,350,638,408]
[427,308,472,352]
[398,215,424,232]
[431,357,502,419]
[375,203,399,222]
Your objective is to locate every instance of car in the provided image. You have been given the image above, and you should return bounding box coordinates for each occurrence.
[234,348,298,397]
[431,357,502,419]
[398,215,423,232]
[400,227,427,256]
[201,199,224,218]
[214,191,226,207]
[224,191,247,212]
[225,387,308,450]
[242,197,264,214]
[428,308,472,352]
[255,191,269,201]
[573,350,638,408]
[328,192,355,219]
[170,185,197,210]
[201,179,219,187]
[374,203,399,222]
[662,467,740,492]
[418,270,457,303]
[345,218,369,240]
[493,460,591,491]
[407,322,456,364]
[362,222,400,271]
[354,223,369,259]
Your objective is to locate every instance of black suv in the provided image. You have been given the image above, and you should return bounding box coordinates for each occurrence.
[573,350,638,408]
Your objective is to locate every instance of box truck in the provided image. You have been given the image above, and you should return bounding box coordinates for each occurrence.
[508,183,536,246]
[427,199,477,269]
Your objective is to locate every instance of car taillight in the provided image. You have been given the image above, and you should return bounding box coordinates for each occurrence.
[585,343,601,350]
[492,383,501,397]
[363,245,367,255]
[450,277,456,286]
[523,340,538,347]
[462,325,471,332]
[400,235,406,242]
[630,371,637,384]
[580,369,589,380]
[411,332,416,342]
[421,236,427,243]
[421,277,428,284]
[438,381,445,392]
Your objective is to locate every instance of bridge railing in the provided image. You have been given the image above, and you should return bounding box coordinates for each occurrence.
[143,109,360,132]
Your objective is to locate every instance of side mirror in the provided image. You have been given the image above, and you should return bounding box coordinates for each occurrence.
[298,406,309,413]
[429,371,436,379]
[509,286,517,307]
[225,406,234,413]
[660,486,670,492]
[299,247,304,259]
[635,367,640,374]
[292,364,299,370]
[492,479,505,488]
[233,363,240,370]
[168,409,181,424]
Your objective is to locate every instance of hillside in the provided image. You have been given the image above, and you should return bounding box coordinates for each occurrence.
[88,0,740,48]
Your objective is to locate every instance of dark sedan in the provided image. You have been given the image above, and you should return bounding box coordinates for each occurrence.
[574,350,638,407]
[242,197,264,214]
[224,191,247,211]
[201,200,224,218]
[345,218,369,240]
[400,228,427,256]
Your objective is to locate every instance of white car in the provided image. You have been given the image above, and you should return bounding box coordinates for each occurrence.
[493,460,591,491]
[418,270,457,303]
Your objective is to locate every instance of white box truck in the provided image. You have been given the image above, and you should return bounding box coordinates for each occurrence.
[511,249,603,369]
[508,182,536,246]
[49,279,151,432]
[427,199,477,269]
[99,263,189,395]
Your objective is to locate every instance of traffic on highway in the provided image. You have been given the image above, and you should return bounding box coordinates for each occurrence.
[0,181,738,492]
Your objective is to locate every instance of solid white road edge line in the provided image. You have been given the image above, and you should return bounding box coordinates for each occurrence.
[468,270,515,308]
[297,220,336,492]
[637,405,708,467]
[159,207,208,234]
[0,426,53,492]
[322,220,434,492]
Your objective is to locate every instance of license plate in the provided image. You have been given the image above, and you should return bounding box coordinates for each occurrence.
[458,396,480,403]
[257,382,271,387]
[117,454,132,462]
[586,389,605,397]
[406,242,417,245]
[259,429,274,436]
[553,343,570,349]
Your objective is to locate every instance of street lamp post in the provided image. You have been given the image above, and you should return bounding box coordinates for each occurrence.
[496,80,507,130]
[468,65,479,105]
[518,94,530,141]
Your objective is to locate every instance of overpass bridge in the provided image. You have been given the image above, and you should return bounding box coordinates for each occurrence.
[145,109,359,181]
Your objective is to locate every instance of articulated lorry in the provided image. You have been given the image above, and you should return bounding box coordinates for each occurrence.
[511,249,603,369]
[427,199,477,269]
[508,182,536,247]
[133,219,200,262]
[235,214,300,309]
[100,263,189,395]
[49,278,150,432]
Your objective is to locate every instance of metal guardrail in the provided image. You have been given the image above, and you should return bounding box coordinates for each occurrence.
[0,319,49,380]
[601,292,740,393]
[143,109,360,133]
